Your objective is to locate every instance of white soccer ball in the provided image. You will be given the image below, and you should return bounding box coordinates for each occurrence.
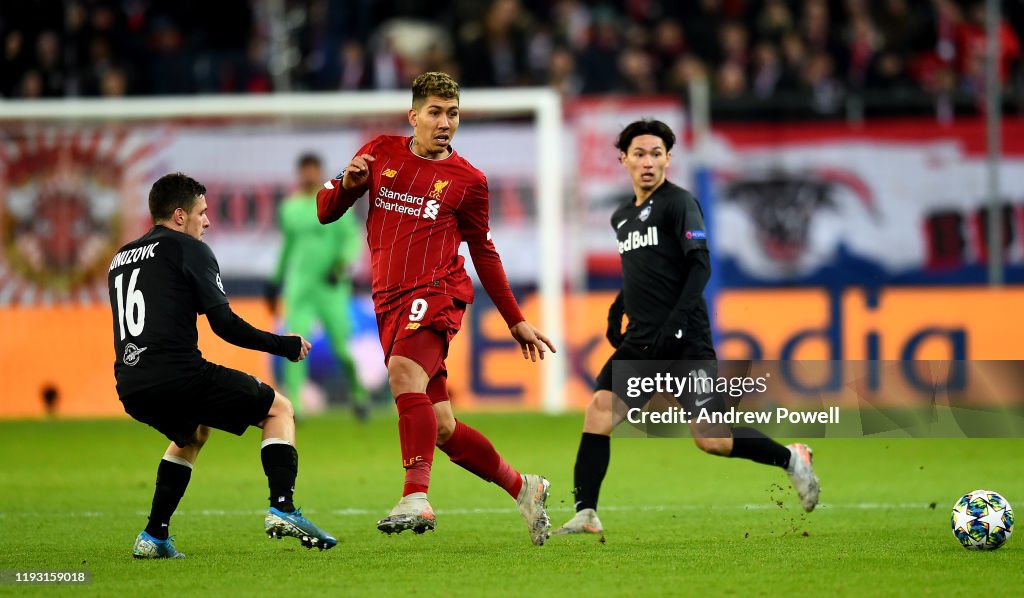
[951,489,1014,550]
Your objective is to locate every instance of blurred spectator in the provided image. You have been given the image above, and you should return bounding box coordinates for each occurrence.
[145,17,194,95]
[802,51,843,113]
[337,40,372,90]
[0,0,1021,114]
[716,61,748,99]
[846,14,880,89]
[2,30,30,96]
[664,54,708,95]
[100,66,129,97]
[35,30,65,96]
[618,47,656,94]
[682,0,726,66]
[459,0,530,87]
[755,0,794,44]
[750,41,783,98]
[548,45,582,97]
[954,1,1021,88]
[579,18,621,94]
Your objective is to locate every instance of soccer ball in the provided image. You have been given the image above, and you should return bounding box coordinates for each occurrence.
[951,489,1014,550]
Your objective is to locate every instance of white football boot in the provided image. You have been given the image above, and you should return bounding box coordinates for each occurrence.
[376,492,436,535]
[515,474,551,546]
[551,508,604,536]
[786,443,820,512]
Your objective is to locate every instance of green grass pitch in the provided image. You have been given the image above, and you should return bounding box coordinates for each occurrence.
[1,413,1022,596]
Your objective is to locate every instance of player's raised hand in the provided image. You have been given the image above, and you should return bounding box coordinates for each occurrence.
[509,321,557,362]
[342,154,376,190]
[284,333,312,362]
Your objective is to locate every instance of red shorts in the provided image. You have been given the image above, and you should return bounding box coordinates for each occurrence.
[376,293,467,402]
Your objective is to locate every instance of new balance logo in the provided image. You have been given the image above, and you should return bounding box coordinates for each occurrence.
[383,168,397,178]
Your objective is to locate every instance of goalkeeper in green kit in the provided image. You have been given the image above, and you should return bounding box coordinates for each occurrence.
[267,153,370,419]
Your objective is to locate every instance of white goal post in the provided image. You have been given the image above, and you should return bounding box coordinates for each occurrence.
[1,89,568,413]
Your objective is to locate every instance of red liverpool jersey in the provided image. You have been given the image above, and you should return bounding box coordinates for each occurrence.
[317,135,524,327]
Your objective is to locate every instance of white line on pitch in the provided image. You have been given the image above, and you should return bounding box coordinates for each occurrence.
[0,502,934,519]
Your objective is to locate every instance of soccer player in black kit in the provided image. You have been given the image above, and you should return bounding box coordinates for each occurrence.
[108,173,336,558]
[552,121,820,536]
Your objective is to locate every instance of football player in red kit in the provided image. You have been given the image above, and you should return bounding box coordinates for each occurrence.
[317,72,556,546]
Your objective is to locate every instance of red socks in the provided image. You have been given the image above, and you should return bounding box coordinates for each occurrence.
[396,393,437,496]
[440,420,523,498]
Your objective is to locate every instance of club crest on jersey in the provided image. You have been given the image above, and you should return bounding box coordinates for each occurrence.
[123,343,147,366]
[618,226,659,254]
[428,179,449,200]
[639,205,652,222]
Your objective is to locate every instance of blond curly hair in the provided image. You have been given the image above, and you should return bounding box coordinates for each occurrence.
[411,72,460,108]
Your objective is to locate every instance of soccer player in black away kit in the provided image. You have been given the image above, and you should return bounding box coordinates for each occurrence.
[552,120,820,535]
[108,173,336,558]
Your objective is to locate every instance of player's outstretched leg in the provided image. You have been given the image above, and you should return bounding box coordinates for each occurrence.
[132,429,206,559]
[785,443,820,512]
[259,395,337,550]
[435,397,550,545]
[700,427,820,512]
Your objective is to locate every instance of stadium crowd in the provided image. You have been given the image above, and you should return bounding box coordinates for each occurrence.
[2,0,1022,110]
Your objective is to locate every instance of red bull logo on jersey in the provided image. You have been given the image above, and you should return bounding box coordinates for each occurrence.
[618,226,659,254]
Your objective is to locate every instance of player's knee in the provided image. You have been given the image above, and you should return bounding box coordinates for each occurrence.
[270,394,295,420]
[583,393,614,435]
[694,436,731,456]
[190,426,211,448]
[435,415,456,445]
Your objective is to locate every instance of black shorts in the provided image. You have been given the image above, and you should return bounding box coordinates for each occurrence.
[594,341,717,393]
[120,362,276,448]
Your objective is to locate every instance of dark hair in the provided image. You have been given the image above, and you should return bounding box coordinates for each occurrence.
[148,172,206,222]
[614,119,676,153]
[411,71,460,108]
[297,152,322,169]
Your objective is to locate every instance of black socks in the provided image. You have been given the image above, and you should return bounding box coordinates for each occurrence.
[145,458,192,540]
[729,427,791,469]
[261,441,298,513]
[573,432,610,512]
